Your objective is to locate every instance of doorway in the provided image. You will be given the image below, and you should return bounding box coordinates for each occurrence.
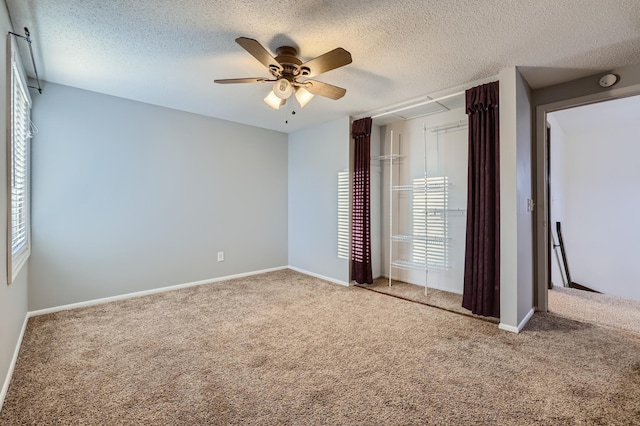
[535,90,640,333]
[547,95,640,298]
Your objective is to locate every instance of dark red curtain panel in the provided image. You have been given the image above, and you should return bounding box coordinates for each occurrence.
[462,81,500,318]
[351,117,373,284]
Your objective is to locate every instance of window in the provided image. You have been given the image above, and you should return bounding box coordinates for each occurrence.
[337,170,349,259]
[412,176,449,269]
[7,35,32,283]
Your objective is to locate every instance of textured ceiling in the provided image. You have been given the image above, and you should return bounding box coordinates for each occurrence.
[6,0,640,133]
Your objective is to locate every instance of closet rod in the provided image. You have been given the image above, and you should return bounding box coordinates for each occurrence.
[428,119,468,132]
[369,91,464,120]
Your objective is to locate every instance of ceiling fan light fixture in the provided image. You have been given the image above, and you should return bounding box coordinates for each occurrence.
[215,37,352,111]
[295,87,314,108]
[273,78,293,99]
[264,90,286,109]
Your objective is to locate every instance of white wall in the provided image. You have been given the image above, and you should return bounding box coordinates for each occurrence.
[287,116,350,284]
[0,3,29,408]
[549,119,640,300]
[380,108,468,294]
[29,83,289,310]
[499,67,534,332]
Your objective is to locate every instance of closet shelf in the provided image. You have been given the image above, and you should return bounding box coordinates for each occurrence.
[371,154,405,161]
[392,234,450,244]
[391,259,450,272]
[386,128,433,295]
[426,208,466,216]
[390,259,426,271]
[391,184,413,191]
[391,183,452,192]
[385,127,458,295]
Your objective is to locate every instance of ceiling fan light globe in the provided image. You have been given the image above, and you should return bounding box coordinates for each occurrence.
[273,78,293,99]
[264,90,285,109]
[295,87,314,108]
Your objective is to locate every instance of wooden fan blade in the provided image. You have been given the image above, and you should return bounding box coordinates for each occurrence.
[300,48,352,78]
[214,78,272,84]
[235,37,283,72]
[303,80,347,100]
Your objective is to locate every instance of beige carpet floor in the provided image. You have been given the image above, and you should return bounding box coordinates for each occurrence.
[2,269,640,424]
[549,285,640,336]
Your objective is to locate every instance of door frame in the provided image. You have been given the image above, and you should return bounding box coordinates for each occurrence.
[534,84,640,312]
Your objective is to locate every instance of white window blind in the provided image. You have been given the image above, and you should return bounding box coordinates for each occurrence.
[8,35,32,283]
[337,170,349,259]
[412,176,449,269]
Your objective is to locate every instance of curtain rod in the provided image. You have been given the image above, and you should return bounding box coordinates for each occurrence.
[9,27,43,94]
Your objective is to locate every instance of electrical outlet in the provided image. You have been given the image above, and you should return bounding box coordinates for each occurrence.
[217,251,224,262]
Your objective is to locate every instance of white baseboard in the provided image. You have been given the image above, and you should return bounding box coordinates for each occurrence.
[287,266,349,286]
[0,313,29,413]
[28,266,289,318]
[499,308,535,333]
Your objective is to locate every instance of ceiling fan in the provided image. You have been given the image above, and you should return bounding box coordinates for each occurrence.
[214,37,352,109]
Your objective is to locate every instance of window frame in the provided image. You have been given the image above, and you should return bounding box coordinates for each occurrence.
[7,34,32,284]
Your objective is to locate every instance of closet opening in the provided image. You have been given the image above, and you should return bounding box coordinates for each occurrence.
[359,91,498,323]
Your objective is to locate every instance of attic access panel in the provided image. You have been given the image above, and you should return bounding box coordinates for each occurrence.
[371,93,466,126]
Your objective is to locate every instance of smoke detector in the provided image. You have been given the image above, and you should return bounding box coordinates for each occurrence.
[599,73,618,88]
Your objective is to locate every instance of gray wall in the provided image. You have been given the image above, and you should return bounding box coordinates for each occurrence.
[29,83,288,310]
[532,64,640,107]
[288,116,350,284]
[515,70,534,326]
[499,67,534,331]
[0,3,29,407]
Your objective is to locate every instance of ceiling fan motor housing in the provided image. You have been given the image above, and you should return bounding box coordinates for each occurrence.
[273,46,303,79]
